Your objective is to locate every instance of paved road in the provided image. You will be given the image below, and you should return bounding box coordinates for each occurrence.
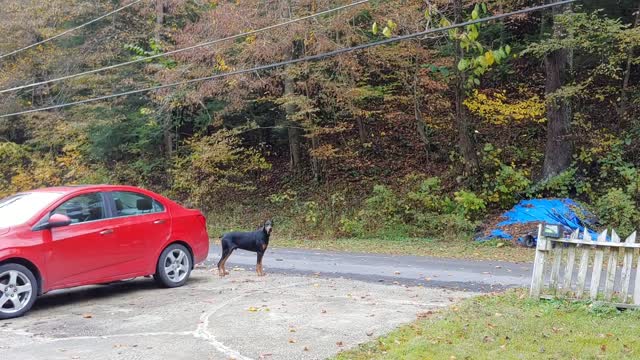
[207,247,533,292]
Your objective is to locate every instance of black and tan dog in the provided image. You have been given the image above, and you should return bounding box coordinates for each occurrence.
[217,220,273,277]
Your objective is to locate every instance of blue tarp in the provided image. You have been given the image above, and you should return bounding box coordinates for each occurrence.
[477,198,599,244]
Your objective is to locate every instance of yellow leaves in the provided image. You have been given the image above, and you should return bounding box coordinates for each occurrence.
[244,34,256,45]
[214,54,231,72]
[484,51,495,66]
[464,89,546,125]
[309,144,339,161]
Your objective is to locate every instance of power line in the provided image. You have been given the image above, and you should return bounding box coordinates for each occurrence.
[0,0,370,94]
[0,0,145,60]
[0,0,575,119]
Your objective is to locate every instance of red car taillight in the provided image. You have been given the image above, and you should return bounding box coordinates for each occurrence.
[197,213,207,227]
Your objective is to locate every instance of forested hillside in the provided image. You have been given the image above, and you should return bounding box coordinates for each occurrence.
[1,0,639,240]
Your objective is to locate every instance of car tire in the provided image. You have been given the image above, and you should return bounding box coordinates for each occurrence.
[154,244,192,288]
[0,263,38,320]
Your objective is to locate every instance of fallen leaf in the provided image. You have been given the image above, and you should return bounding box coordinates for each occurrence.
[321,310,327,314]
[394,271,401,275]
[483,336,495,343]
[495,266,502,269]
[601,344,607,352]
[288,339,296,344]
[248,307,259,312]
[82,314,93,319]
[417,311,434,318]
[336,341,344,347]
[487,323,496,329]
[303,346,310,352]
[289,329,296,333]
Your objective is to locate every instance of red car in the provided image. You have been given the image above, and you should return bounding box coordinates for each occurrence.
[0,185,209,319]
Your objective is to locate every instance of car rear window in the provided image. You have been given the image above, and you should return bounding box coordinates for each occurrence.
[111,191,164,217]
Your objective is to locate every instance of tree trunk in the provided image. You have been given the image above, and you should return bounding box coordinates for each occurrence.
[542,3,572,179]
[453,0,479,174]
[619,4,640,124]
[156,0,172,157]
[413,45,431,160]
[356,118,367,144]
[282,0,305,174]
[155,0,165,40]
[310,135,322,183]
[284,72,303,173]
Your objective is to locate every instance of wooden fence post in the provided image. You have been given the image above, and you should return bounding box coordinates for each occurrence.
[530,224,548,298]
[562,229,579,295]
[604,230,620,301]
[589,230,608,300]
[621,232,636,303]
[575,228,592,299]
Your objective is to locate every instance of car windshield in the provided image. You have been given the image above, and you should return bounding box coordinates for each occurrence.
[0,192,65,228]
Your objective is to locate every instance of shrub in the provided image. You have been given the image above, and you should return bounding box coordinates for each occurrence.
[406,177,456,214]
[454,190,486,220]
[171,130,271,210]
[526,168,577,198]
[594,188,640,236]
[482,164,531,208]
[339,178,479,239]
[479,143,531,209]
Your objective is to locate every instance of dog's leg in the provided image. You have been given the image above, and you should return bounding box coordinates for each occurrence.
[256,252,265,276]
[218,240,233,277]
[219,249,234,276]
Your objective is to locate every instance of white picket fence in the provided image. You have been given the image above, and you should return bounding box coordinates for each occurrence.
[530,224,640,307]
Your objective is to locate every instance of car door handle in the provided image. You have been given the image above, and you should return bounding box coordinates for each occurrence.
[99,229,114,235]
[153,219,166,225]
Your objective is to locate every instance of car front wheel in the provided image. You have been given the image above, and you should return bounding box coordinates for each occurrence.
[154,244,192,288]
[0,263,38,320]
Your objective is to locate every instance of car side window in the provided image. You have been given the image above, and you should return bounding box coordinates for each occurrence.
[112,191,164,217]
[51,193,106,224]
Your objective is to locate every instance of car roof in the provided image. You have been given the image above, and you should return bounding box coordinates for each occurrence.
[29,185,147,195]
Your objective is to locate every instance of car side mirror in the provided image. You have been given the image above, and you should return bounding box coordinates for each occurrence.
[33,213,72,231]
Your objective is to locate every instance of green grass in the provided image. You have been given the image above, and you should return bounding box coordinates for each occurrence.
[335,289,640,360]
[272,237,534,263]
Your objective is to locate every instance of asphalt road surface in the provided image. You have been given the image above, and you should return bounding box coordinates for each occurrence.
[207,247,533,292]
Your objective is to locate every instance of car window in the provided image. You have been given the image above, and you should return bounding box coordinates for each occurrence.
[51,193,106,224]
[111,191,164,217]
